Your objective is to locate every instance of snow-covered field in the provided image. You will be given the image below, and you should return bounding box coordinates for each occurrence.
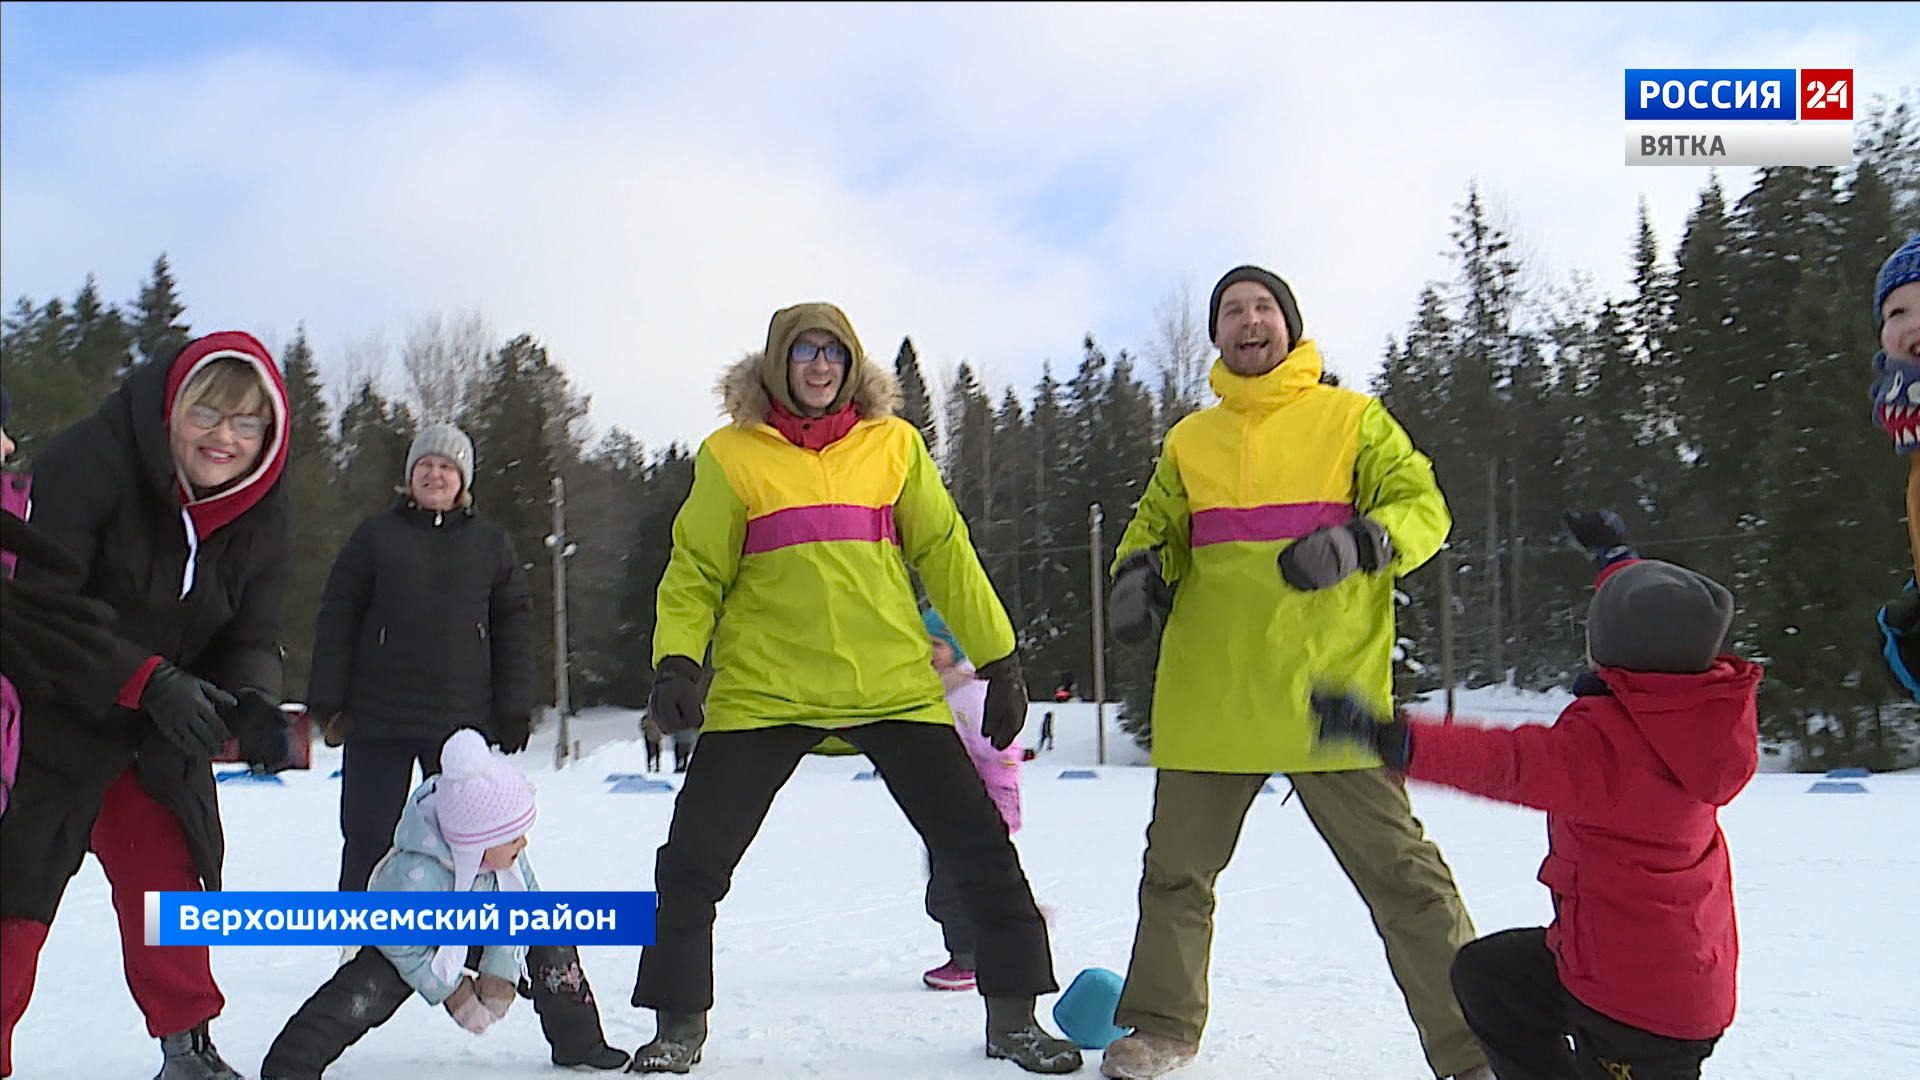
[11,696,1916,1079]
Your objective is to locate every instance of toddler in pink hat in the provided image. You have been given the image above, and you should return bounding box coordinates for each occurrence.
[260,729,628,1077]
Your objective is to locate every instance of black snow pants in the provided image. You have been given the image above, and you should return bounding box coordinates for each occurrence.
[631,721,1057,1012]
[260,944,612,1079]
[1450,928,1720,1080]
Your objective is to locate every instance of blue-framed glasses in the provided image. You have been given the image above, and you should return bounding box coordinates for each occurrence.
[789,342,849,365]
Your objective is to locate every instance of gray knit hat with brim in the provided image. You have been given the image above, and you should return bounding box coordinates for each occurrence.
[1588,560,1734,674]
[406,423,475,502]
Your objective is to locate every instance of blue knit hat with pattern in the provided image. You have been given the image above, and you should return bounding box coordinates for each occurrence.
[922,607,966,664]
[1878,235,1920,326]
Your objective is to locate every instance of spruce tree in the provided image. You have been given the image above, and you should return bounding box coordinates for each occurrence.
[279,327,346,698]
[893,336,938,455]
[337,379,414,521]
[132,254,191,367]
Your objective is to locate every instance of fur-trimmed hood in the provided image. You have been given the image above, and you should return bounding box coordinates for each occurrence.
[718,301,901,428]
[719,349,901,428]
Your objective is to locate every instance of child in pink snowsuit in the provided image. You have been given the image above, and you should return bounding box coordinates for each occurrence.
[922,607,1024,991]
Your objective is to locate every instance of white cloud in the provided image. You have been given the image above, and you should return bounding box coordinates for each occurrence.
[3,4,1915,447]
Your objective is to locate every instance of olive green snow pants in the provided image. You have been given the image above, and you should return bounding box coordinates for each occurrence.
[1113,767,1486,1078]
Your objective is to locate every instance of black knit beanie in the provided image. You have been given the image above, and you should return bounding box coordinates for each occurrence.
[1209,265,1304,347]
[1588,560,1734,674]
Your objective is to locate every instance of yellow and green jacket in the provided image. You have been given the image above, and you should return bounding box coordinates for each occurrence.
[1114,340,1450,773]
[654,354,1015,732]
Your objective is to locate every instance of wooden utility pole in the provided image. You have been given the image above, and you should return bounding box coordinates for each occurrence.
[1486,457,1503,680]
[549,476,577,768]
[1509,463,1522,672]
[1089,503,1107,766]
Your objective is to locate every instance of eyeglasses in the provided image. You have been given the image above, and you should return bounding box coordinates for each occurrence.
[789,342,849,366]
[182,404,268,440]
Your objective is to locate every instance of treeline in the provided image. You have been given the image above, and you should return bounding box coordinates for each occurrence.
[2,97,1916,768]
[1372,100,1920,769]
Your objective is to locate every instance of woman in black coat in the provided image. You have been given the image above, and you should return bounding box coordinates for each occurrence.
[0,332,294,1080]
[306,422,535,893]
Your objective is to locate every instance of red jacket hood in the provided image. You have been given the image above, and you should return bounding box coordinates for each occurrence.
[1597,657,1762,806]
[162,332,291,538]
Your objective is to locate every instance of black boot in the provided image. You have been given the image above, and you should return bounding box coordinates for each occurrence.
[559,1043,634,1070]
[155,1023,243,1080]
[526,945,629,1071]
[985,997,1083,1074]
[628,1011,707,1074]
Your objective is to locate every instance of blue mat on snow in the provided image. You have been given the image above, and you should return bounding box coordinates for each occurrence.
[609,777,675,794]
[1058,769,1098,779]
[216,769,285,785]
[1806,780,1868,794]
[1824,767,1871,779]
[853,769,881,780]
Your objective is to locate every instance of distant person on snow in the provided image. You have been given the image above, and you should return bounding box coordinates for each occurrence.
[1870,235,1920,699]
[1312,512,1762,1080]
[1101,266,1486,1080]
[919,607,1025,994]
[632,302,1078,1073]
[1,335,294,1080]
[306,422,537,893]
[260,729,629,1077]
[643,710,665,773]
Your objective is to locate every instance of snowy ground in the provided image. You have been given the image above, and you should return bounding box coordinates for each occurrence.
[12,695,1917,1079]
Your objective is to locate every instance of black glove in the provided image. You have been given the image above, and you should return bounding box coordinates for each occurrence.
[0,510,118,701]
[975,653,1029,751]
[224,688,291,771]
[491,710,532,754]
[647,655,706,734]
[141,662,235,759]
[1882,590,1920,636]
[1109,550,1173,645]
[314,709,353,747]
[1562,510,1635,570]
[1279,517,1392,591]
[1309,688,1412,770]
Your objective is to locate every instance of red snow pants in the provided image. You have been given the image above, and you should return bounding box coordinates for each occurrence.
[1,768,224,1076]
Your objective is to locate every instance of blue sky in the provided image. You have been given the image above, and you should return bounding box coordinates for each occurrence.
[4,2,1917,448]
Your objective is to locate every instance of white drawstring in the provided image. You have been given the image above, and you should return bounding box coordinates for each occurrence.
[178,508,200,598]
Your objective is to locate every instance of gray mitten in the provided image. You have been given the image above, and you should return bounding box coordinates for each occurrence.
[1279,517,1392,591]
[1109,550,1173,645]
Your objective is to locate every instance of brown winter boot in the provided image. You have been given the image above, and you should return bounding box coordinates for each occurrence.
[628,1010,706,1074]
[1098,1030,1198,1079]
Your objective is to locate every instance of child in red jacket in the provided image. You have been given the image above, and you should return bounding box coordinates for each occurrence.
[1312,512,1761,1080]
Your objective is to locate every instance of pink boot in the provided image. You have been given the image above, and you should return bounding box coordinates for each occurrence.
[921,960,977,991]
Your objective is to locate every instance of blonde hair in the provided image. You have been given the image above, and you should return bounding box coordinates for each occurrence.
[177,357,268,419]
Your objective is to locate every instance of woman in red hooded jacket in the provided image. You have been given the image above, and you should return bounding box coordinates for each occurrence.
[1313,515,1762,1080]
[0,333,294,1080]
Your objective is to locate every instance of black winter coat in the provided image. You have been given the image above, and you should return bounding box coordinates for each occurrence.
[0,348,292,923]
[306,497,534,743]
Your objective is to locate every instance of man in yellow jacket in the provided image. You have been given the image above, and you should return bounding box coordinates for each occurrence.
[630,302,1081,1075]
[1098,267,1489,1080]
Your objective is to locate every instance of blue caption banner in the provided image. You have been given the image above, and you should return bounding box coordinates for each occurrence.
[145,891,655,946]
[1625,69,1796,120]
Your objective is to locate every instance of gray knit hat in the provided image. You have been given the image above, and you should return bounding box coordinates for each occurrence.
[1587,560,1734,674]
[406,423,475,501]
[1209,265,1304,348]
